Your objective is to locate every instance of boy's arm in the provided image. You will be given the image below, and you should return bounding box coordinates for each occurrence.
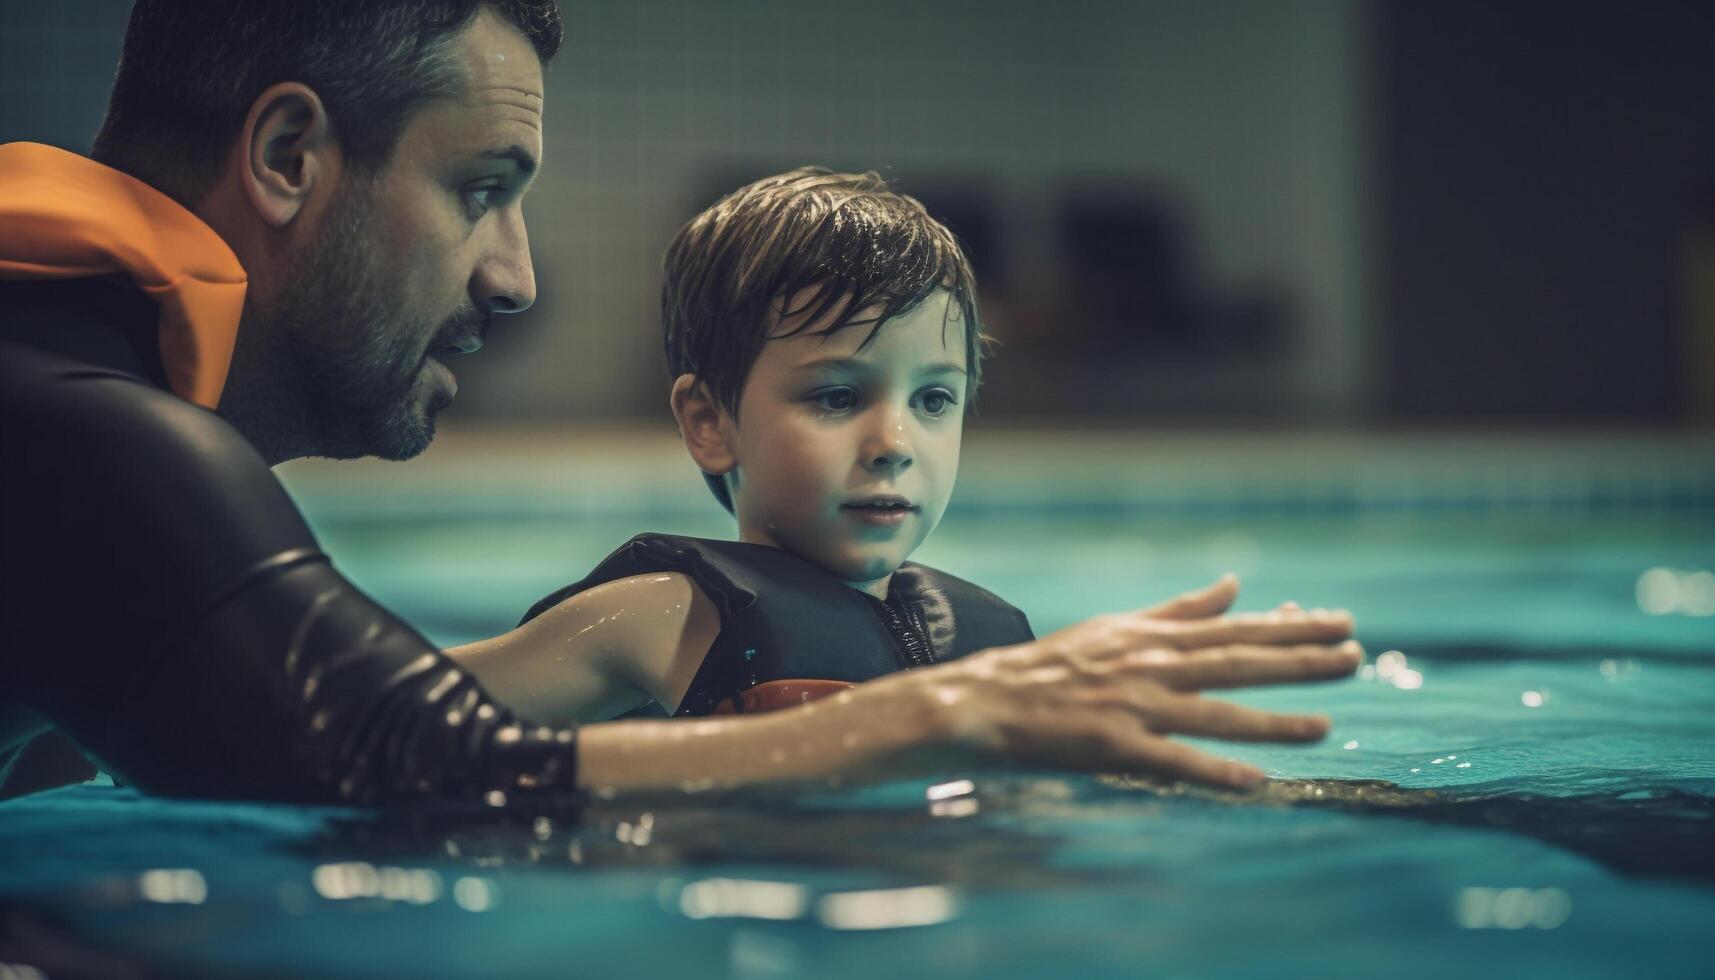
[446,572,720,724]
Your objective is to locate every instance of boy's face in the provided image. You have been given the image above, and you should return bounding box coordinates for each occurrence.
[725,288,968,596]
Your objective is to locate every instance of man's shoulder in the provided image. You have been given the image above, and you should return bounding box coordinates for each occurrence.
[2,336,258,480]
[1,323,312,576]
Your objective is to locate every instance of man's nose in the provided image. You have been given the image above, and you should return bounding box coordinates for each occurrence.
[473,210,537,314]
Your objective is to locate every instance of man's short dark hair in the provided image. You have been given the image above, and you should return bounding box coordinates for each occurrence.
[662,167,988,512]
[91,0,563,208]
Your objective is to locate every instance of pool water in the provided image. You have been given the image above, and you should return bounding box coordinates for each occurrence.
[1,493,1711,978]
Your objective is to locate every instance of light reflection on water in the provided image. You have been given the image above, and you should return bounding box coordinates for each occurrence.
[1454,886,1573,930]
[4,514,1713,976]
[1,767,1711,978]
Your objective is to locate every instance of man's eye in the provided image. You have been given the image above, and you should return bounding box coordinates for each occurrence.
[462,186,501,218]
[918,389,958,416]
[811,388,856,412]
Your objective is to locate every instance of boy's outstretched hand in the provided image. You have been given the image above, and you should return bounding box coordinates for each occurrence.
[577,575,1360,793]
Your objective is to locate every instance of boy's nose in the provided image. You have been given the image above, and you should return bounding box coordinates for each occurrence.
[867,444,913,471]
[862,418,913,472]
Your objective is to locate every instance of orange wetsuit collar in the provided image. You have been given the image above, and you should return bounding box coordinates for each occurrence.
[0,141,247,409]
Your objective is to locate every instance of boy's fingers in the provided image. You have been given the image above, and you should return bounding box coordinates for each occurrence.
[1141,573,1240,620]
[1154,696,1332,743]
[1141,642,1365,691]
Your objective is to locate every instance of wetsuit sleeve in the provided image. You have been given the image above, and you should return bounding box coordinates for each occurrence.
[2,346,580,804]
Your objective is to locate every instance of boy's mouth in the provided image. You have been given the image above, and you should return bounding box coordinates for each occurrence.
[841,495,917,526]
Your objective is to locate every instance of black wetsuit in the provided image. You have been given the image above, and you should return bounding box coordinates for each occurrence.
[522,533,1035,716]
[0,278,580,804]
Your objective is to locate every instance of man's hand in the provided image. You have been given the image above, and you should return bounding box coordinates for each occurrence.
[891,574,1360,787]
[577,576,1360,793]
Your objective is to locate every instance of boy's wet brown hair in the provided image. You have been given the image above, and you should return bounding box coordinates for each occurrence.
[662,167,987,511]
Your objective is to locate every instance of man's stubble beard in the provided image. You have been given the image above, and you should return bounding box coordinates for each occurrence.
[275,178,449,462]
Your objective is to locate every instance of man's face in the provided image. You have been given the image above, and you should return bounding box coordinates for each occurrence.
[725,288,968,596]
[282,9,543,460]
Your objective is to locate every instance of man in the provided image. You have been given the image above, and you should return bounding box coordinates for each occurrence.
[0,0,1361,804]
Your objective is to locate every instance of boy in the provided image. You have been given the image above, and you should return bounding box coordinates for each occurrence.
[448,168,1033,721]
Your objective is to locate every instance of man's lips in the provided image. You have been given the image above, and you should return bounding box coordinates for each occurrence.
[431,309,494,356]
[433,335,484,355]
[423,354,458,409]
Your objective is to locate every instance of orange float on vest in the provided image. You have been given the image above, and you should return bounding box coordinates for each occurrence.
[0,142,247,409]
[708,678,858,714]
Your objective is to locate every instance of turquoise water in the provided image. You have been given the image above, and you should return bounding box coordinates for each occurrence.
[1,505,1711,978]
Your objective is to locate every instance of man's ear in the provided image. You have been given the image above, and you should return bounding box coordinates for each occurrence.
[670,374,736,476]
[238,82,339,228]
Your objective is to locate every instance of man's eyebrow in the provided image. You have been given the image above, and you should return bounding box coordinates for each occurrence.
[476,145,538,177]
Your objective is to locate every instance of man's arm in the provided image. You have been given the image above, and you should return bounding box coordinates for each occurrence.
[577,575,1362,792]
[3,346,588,804]
[447,572,720,724]
[7,345,1359,801]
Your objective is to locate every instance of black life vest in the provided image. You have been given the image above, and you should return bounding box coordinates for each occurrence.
[519,533,1035,716]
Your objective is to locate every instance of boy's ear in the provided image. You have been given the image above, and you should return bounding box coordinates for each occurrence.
[670,375,736,476]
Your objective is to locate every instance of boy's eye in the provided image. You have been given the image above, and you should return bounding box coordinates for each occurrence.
[918,388,958,416]
[811,388,856,412]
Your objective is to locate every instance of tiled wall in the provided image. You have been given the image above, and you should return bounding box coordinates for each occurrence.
[0,0,1370,424]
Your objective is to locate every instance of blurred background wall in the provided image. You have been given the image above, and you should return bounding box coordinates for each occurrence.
[3,0,1711,430]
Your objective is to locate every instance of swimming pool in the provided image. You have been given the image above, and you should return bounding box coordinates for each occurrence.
[1,432,1710,978]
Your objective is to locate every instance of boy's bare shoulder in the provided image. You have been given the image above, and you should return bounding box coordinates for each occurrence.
[526,570,708,636]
